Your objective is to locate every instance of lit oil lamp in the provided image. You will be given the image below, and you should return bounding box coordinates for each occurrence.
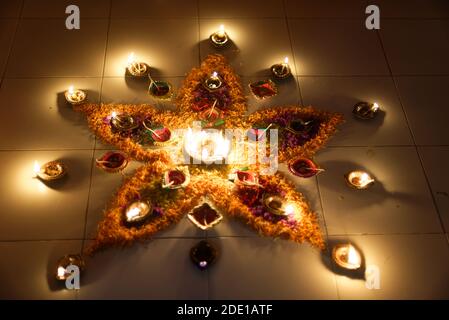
[55,254,85,281]
[162,167,190,189]
[271,57,292,79]
[332,244,362,270]
[353,102,380,120]
[126,52,148,77]
[190,240,218,270]
[203,71,223,91]
[210,24,229,47]
[262,194,295,216]
[64,86,86,105]
[95,151,128,173]
[188,202,223,230]
[124,201,153,226]
[184,127,231,164]
[288,157,323,178]
[110,111,139,132]
[345,170,375,190]
[142,120,172,145]
[34,160,67,181]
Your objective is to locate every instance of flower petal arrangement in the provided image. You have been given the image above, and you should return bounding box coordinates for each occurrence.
[73,54,343,256]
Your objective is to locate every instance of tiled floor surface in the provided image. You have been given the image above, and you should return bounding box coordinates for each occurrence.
[0,0,448,299]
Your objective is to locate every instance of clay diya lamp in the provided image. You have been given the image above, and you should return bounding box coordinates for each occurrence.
[124,201,153,227]
[148,80,173,100]
[203,71,223,92]
[96,152,128,173]
[288,157,322,178]
[190,240,218,270]
[353,102,380,120]
[332,244,362,270]
[162,167,190,189]
[34,160,67,181]
[262,194,295,217]
[210,24,229,48]
[187,202,223,230]
[110,113,139,132]
[286,118,316,135]
[247,123,272,142]
[249,79,278,99]
[55,254,85,281]
[234,170,259,187]
[345,170,375,190]
[270,57,292,79]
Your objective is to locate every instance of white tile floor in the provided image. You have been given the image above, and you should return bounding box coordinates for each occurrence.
[0,0,448,300]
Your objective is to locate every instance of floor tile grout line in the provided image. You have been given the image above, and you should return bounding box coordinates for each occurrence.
[81,0,113,253]
[0,0,25,88]
[282,0,303,106]
[314,174,341,299]
[2,231,446,243]
[376,29,447,234]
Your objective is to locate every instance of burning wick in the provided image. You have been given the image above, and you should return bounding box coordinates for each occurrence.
[217,25,225,38]
[33,161,41,177]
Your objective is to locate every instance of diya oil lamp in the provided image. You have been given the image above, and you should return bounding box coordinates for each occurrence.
[110,112,139,132]
[126,52,148,77]
[262,194,295,217]
[288,157,323,178]
[34,160,67,181]
[210,24,229,47]
[162,167,190,189]
[55,254,85,281]
[286,118,315,135]
[353,102,380,120]
[271,57,292,79]
[190,240,218,270]
[124,201,153,226]
[95,151,128,173]
[203,71,223,91]
[233,170,259,187]
[249,79,278,100]
[345,170,375,190]
[187,201,223,230]
[184,127,231,164]
[64,86,86,105]
[142,119,172,145]
[332,244,362,270]
[148,79,173,100]
[198,100,225,128]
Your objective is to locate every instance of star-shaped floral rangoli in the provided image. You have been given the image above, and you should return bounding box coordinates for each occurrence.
[73,54,343,255]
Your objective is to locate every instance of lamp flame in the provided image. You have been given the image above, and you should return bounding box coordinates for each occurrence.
[372,102,379,112]
[218,24,225,37]
[284,57,289,64]
[126,207,141,222]
[33,161,40,176]
[127,52,136,66]
[68,86,74,94]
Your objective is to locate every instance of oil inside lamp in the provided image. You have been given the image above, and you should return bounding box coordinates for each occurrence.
[262,194,296,216]
[64,85,86,105]
[204,71,223,91]
[353,102,380,120]
[271,56,292,79]
[210,24,229,47]
[124,201,152,225]
[288,157,323,178]
[184,127,231,164]
[345,170,375,190]
[110,111,139,132]
[34,160,67,181]
[96,151,128,173]
[55,254,85,280]
[126,52,148,77]
[162,167,190,189]
[187,202,223,230]
[332,244,362,270]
